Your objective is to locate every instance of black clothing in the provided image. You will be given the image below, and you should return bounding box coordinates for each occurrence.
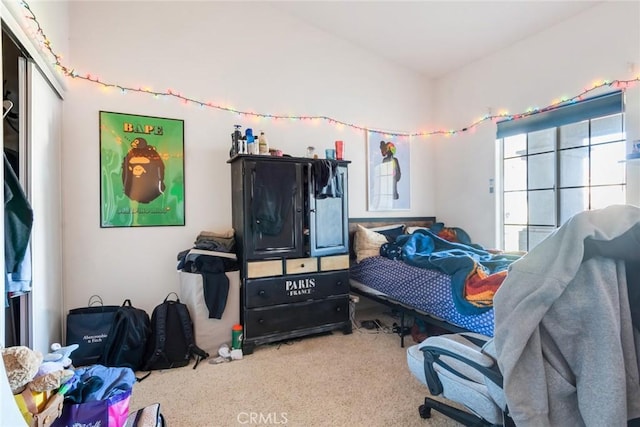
[193,255,229,319]
[312,159,342,198]
[4,152,33,273]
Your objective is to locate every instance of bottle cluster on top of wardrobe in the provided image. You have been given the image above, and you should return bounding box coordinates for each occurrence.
[229,125,269,157]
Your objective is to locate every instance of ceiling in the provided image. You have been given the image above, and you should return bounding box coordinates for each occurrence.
[272,1,602,78]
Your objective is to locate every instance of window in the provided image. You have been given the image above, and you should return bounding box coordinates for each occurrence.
[497,91,625,251]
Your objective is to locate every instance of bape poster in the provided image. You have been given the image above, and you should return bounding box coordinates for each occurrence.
[100,111,185,227]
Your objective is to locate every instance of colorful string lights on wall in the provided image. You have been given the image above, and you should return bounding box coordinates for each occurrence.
[19,0,640,138]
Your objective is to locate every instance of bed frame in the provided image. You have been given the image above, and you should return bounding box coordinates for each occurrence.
[348,216,468,347]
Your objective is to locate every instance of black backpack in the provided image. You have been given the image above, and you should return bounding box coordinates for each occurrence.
[100,299,151,371]
[143,293,209,370]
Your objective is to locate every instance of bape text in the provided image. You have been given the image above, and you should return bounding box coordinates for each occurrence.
[123,122,164,136]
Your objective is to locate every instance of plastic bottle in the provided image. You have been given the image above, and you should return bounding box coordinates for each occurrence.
[230,124,242,157]
[245,128,257,154]
[258,131,269,155]
[232,324,243,349]
[306,146,315,158]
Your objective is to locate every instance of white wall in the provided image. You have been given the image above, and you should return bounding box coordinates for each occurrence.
[62,2,435,315]
[433,1,640,248]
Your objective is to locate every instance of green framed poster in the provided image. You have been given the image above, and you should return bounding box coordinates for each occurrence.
[100,111,185,227]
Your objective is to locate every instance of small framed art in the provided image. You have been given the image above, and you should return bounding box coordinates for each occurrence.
[366,130,411,211]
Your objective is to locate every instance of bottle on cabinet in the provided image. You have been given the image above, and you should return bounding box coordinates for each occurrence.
[245,128,257,155]
[230,124,243,157]
[258,131,269,155]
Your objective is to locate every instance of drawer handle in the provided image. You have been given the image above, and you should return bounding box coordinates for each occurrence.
[336,281,343,286]
[300,263,305,268]
[258,319,265,324]
[258,290,266,296]
[336,307,342,312]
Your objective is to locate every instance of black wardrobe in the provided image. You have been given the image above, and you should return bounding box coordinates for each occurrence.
[229,154,352,354]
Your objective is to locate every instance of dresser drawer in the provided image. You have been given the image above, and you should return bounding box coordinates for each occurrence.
[285,257,317,275]
[244,296,349,338]
[247,260,283,279]
[244,271,349,308]
[320,254,349,271]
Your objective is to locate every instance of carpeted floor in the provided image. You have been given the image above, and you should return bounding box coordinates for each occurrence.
[129,299,462,427]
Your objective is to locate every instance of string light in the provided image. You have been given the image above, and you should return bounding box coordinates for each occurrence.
[19,0,640,138]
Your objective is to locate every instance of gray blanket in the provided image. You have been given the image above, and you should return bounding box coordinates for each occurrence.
[494,204,640,426]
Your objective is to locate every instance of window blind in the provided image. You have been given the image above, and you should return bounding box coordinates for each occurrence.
[497,90,623,138]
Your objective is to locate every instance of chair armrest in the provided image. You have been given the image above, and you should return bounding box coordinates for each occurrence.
[419,333,502,395]
[418,333,494,367]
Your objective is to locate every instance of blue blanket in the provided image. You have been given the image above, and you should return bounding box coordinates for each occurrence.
[385,229,521,315]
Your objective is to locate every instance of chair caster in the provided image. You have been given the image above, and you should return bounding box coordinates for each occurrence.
[419,404,432,419]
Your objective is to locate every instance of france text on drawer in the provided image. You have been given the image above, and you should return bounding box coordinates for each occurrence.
[285,257,318,275]
[320,254,349,271]
[247,260,283,278]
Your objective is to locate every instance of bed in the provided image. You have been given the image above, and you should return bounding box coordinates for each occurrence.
[348,217,516,346]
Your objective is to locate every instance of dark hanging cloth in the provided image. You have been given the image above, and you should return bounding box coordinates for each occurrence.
[193,255,229,319]
[4,152,33,273]
[4,148,18,175]
[312,159,342,198]
[176,249,239,273]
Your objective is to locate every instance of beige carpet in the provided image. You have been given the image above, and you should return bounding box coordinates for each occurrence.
[129,300,462,427]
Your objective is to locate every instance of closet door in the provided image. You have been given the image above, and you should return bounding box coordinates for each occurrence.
[244,159,303,260]
[2,33,30,348]
[27,59,63,352]
[309,164,349,257]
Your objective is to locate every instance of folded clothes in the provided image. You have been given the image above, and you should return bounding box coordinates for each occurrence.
[195,231,235,252]
[197,229,234,238]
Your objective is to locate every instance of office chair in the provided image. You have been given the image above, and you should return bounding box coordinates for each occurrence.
[407,332,513,426]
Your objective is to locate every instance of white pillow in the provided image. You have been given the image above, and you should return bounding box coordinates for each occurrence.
[353,225,389,263]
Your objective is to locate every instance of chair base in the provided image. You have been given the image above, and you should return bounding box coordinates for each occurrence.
[419,397,513,427]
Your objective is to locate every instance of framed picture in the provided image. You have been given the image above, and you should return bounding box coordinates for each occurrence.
[99,111,185,227]
[367,130,411,211]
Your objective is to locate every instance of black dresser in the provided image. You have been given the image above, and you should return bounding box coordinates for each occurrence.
[228,155,352,354]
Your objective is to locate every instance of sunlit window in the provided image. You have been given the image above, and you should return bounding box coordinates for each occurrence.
[497,92,625,252]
